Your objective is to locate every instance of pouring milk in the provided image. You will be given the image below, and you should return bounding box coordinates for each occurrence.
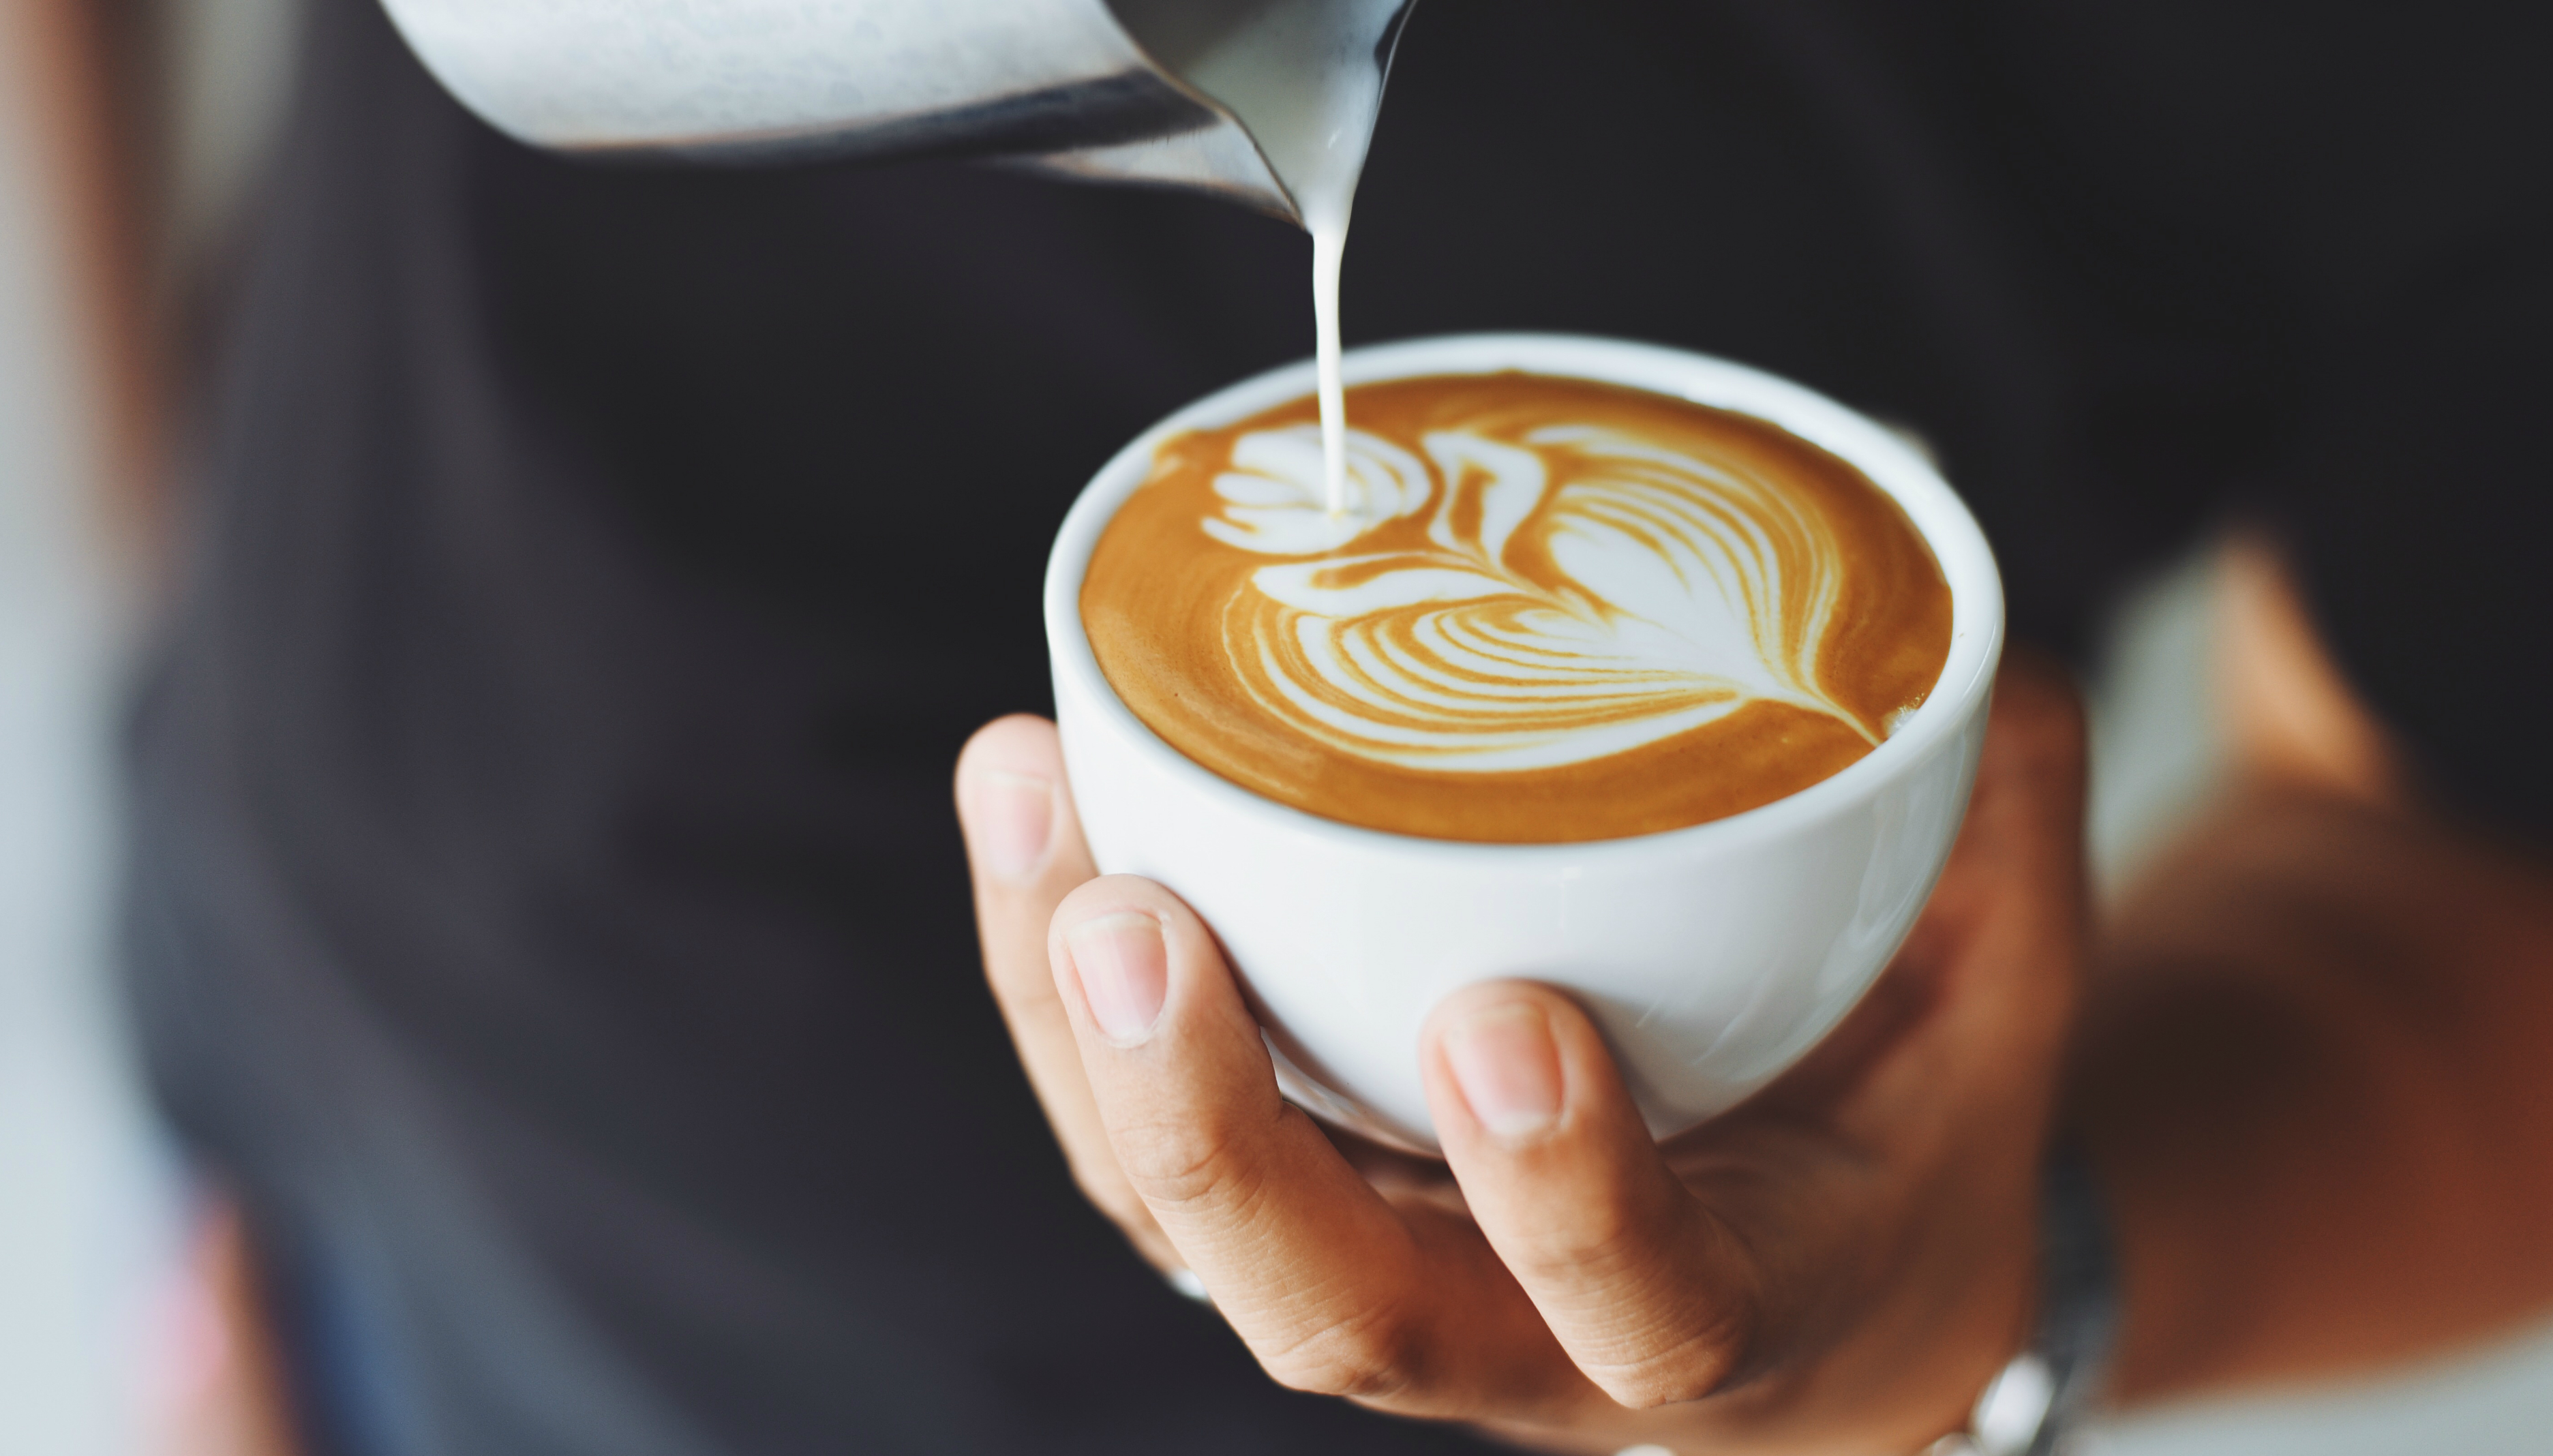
[1115,0,1415,517]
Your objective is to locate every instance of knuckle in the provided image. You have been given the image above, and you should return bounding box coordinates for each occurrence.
[1108,1110,1259,1214]
[1536,1212,1765,1412]
[1581,1301,1760,1410]
[1257,1301,1426,1402]
[1506,1177,1673,1283]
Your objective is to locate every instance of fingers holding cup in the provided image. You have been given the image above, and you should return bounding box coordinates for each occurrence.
[1048,877,1595,1419]
[955,716,1163,1258]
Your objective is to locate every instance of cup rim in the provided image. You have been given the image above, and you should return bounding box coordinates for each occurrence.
[1046,331,2006,862]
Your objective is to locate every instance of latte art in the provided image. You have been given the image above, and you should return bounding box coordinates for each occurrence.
[1084,374,1952,842]
[1215,419,1879,772]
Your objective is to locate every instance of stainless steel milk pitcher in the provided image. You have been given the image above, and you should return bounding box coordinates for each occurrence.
[376,0,1416,224]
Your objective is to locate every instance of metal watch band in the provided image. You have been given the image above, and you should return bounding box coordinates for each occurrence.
[1928,1144,2121,1456]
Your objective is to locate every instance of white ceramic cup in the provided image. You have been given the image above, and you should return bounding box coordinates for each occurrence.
[1046,333,2004,1151]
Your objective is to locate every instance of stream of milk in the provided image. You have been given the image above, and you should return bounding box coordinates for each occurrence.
[1115,0,1412,517]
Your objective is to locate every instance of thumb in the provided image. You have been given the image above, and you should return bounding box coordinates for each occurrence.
[1422,980,1762,1410]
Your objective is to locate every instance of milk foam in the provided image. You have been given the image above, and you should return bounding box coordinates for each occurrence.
[1206,420,1877,771]
[1117,0,1414,515]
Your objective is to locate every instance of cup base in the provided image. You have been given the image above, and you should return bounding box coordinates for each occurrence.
[1265,1035,1443,1156]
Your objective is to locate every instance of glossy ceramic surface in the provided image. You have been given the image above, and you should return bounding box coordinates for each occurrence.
[1048,334,2004,1149]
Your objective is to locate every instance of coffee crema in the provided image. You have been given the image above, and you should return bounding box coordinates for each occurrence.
[1081,373,1953,843]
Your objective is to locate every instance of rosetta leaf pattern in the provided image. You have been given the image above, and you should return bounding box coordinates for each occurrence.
[1204,419,1875,772]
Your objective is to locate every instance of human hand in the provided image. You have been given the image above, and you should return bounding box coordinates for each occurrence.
[954,658,2087,1453]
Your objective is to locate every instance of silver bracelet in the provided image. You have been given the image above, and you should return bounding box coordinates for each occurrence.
[1927,1147,2119,1456]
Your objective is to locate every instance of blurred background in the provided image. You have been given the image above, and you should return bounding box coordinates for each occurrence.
[3,2,2549,1453]
[4,0,300,1449]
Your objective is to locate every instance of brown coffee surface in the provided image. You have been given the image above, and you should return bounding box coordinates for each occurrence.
[1082,373,1953,842]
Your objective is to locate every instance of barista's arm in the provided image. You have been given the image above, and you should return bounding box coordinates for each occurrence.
[2073,539,2553,1401]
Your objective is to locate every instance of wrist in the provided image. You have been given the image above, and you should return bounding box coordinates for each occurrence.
[1929,1146,2119,1456]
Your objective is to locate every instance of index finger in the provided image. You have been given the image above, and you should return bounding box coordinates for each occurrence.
[955,716,1164,1260]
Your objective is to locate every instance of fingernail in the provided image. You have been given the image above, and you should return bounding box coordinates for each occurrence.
[1067,913,1168,1044]
[966,769,1053,881]
[1444,1003,1562,1140]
